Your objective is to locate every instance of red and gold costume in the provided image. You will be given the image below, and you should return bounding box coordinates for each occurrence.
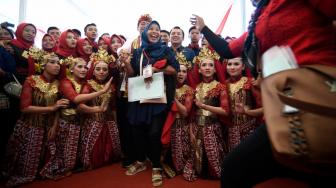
[226,76,262,151]
[79,79,121,169]
[4,75,59,186]
[170,84,194,173]
[40,77,83,179]
[183,79,229,181]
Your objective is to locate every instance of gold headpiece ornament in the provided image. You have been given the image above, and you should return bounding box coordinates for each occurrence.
[193,47,220,65]
[28,47,49,73]
[60,56,86,77]
[28,46,46,61]
[176,52,192,70]
[60,56,76,69]
[90,49,115,65]
[35,53,59,73]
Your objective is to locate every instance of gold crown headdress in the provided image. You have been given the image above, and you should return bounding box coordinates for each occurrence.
[176,52,192,70]
[60,56,76,69]
[28,46,47,61]
[35,53,59,73]
[90,49,115,66]
[60,56,86,77]
[28,47,49,73]
[193,47,220,65]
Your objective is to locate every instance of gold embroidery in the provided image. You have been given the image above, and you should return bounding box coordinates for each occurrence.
[32,75,59,94]
[68,76,82,93]
[195,80,219,116]
[228,77,248,97]
[195,80,219,102]
[87,79,111,103]
[175,85,192,100]
[131,37,140,50]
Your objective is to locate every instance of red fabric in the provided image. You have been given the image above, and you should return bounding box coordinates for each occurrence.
[215,2,233,34]
[10,23,36,50]
[218,83,232,126]
[59,78,80,101]
[88,39,98,51]
[110,34,125,45]
[161,102,178,145]
[228,32,247,57]
[20,76,34,109]
[42,34,57,52]
[27,56,36,76]
[229,0,336,67]
[214,60,226,83]
[91,124,113,168]
[76,38,92,62]
[153,59,167,69]
[56,30,77,58]
[187,65,200,89]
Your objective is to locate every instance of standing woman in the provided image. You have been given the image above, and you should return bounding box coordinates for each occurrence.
[121,20,179,187]
[183,47,229,181]
[41,34,57,53]
[76,38,93,63]
[55,29,77,59]
[225,57,263,152]
[6,23,37,145]
[78,51,121,169]
[9,23,36,84]
[3,53,68,187]
[40,57,112,180]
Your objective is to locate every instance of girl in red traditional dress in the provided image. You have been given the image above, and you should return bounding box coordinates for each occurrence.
[183,47,229,181]
[162,52,194,175]
[78,49,121,169]
[3,53,69,187]
[40,57,112,180]
[225,57,263,152]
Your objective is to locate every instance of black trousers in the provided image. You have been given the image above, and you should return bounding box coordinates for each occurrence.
[117,97,135,163]
[221,124,334,188]
[132,110,167,168]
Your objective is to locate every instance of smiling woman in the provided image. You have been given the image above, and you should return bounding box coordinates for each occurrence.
[121,20,179,187]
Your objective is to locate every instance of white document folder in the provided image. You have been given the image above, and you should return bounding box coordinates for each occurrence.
[128,72,165,102]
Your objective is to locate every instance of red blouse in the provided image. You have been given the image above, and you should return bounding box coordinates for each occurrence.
[229,0,336,66]
[59,78,83,102]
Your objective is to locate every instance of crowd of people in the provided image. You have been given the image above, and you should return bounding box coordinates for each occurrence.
[0,0,335,187]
